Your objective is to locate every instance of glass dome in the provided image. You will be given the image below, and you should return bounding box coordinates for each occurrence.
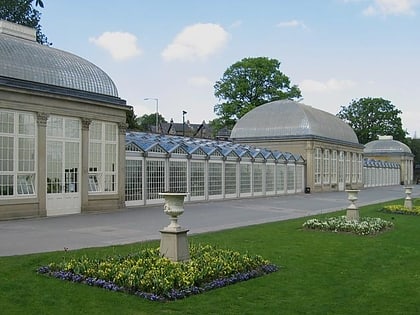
[230,100,359,145]
[0,22,119,97]
[364,136,412,154]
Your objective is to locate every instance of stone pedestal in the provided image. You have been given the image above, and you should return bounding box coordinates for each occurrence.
[404,186,413,210]
[158,192,190,262]
[160,228,190,262]
[346,189,360,221]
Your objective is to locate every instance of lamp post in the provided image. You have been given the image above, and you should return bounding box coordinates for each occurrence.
[144,98,159,133]
[182,110,187,137]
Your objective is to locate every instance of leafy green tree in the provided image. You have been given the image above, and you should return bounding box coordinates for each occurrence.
[0,0,50,45]
[213,57,302,130]
[126,107,140,130]
[337,97,407,144]
[136,113,167,132]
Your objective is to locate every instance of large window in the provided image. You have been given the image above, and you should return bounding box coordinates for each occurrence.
[266,164,275,194]
[46,116,80,194]
[253,163,263,193]
[125,159,142,201]
[323,149,330,184]
[331,150,337,184]
[240,163,251,194]
[208,162,222,196]
[224,162,237,195]
[314,148,322,184]
[276,164,286,193]
[169,160,187,192]
[0,111,36,197]
[190,161,205,197]
[352,153,357,183]
[345,152,351,184]
[146,159,165,200]
[89,121,118,193]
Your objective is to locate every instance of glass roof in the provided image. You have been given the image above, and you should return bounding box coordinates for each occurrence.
[364,137,412,154]
[0,33,119,97]
[126,132,303,162]
[230,100,359,145]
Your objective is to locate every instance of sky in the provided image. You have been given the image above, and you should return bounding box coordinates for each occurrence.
[40,0,420,137]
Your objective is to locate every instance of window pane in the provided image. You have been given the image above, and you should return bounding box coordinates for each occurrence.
[18,138,35,172]
[17,175,35,195]
[0,175,13,196]
[253,163,263,193]
[0,136,14,172]
[0,112,14,133]
[125,159,142,201]
[90,121,102,140]
[169,160,187,192]
[105,123,117,141]
[18,113,35,135]
[208,162,222,196]
[65,119,80,139]
[147,160,165,200]
[225,163,237,195]
[47,116,63,137]
[240,164,251,193]
[190,161,204,197]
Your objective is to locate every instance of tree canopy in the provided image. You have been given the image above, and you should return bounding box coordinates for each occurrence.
[0,0,50,45]
[135,113,167,132]
[213,57,301,130]
[337,97,407,144]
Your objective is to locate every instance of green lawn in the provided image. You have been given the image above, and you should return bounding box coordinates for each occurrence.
[2,199,420,314]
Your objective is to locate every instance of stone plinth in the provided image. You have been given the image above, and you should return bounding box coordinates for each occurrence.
[404,186,413,210]
[160,228,190,262]
[158,192,190,262]
[346,189,360,221]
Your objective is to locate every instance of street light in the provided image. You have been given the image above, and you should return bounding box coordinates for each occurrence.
[182,110,187,137]
[144,98,159,133]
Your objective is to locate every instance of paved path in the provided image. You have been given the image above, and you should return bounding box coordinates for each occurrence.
[1,185,419,257]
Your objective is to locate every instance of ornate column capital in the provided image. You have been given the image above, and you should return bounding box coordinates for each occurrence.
[118,122,128,134]
[36,112,49,127]
[81,118,92,130]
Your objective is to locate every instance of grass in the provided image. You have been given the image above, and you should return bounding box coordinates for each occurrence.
[2,199,420,314]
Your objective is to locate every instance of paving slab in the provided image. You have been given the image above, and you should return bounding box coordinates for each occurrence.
[0,185,418,256]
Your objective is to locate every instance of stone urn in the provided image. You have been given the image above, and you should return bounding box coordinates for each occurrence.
[158,192,190,262]
[159,192,188,231]
[345,189,360,221]
[404,186,413,210]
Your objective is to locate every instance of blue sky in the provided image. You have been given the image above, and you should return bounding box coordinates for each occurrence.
[40,0,419,137]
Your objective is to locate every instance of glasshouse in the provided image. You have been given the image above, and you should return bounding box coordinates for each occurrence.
[125,132,306,206]
[363,159,401,188]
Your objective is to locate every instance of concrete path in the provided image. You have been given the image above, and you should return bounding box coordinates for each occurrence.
[1,185,419,257]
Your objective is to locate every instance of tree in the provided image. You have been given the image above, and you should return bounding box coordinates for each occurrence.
[337,97,407,144]
[0,0,50,45]
[213,57,302,130]
[126,107,140,130]
[136,113,167,132]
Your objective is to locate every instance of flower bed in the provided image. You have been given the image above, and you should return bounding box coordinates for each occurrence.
[38,244,278,301]
[381,204,420,215]
[303,216,393,235]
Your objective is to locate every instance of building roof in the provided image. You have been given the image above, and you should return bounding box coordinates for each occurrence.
[125,131,304,163]
[364,136,413,156]
[230,100,360,146]
[0,20,119,99]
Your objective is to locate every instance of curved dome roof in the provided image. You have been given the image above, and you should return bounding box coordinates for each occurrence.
[364,136,412,155]
[0,22,118,97]
[230,100,359,145]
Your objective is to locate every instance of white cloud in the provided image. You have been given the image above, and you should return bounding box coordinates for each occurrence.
[362,0,417,16]
[300,78,356,93]
[276,19,307,29]
[89,31,142,61]
[230,20,243,28]
[161,23,229,62]
[187,76,213,87]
